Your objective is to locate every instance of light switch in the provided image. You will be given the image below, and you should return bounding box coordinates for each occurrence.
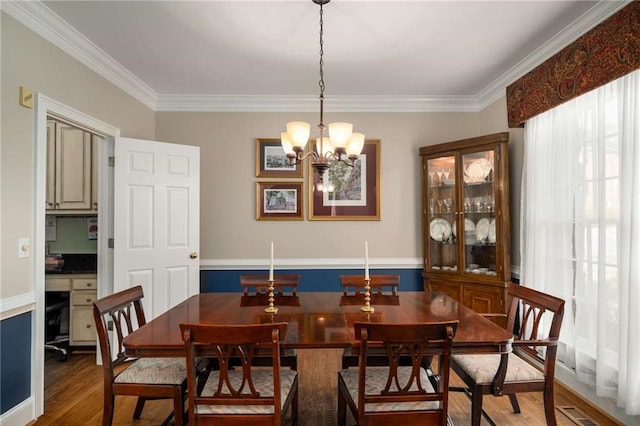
[18,238,31,258]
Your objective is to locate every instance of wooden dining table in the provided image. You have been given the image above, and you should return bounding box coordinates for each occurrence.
[123,291,513,357]
[122,291,513,423]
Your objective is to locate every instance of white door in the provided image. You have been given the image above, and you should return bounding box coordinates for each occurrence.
[113,137,200,320]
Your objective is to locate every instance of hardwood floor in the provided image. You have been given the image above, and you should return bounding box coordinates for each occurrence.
[35,348,621,426]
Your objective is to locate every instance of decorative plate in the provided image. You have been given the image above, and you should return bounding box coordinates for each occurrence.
[475,218,491,242]
[430,218,452,241]
[464,218,475,231]
[463,158,492,183]
[488,219,496,243]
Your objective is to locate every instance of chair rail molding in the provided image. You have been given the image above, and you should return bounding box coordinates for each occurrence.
[0,291,35,320]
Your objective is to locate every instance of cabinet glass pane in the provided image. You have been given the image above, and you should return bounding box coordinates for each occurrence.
[462,150,497,275]
[426,156,457,271]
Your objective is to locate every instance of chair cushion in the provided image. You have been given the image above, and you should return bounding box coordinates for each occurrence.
[197,369,298,415]
[338,366,440,412]
[451,353,545,384]
[115,357,186,385]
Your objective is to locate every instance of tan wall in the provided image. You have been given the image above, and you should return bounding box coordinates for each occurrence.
[156,106,520,264]
[0,13,155,299]
[1,10,524,304]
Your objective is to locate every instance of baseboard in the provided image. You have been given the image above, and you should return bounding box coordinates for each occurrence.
[0,396,35,426]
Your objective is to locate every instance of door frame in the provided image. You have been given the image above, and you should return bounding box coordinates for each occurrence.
[33,94,120,417]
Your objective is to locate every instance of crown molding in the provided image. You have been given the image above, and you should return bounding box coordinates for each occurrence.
[3,0,627,113]
[154,94,483,113]
[2,0,158,110]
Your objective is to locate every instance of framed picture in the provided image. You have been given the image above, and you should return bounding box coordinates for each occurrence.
[255,138,303,178]
[309,139,381,220]
[256,181,304,221]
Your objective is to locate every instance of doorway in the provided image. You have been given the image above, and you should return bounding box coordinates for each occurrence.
[34,94,120,418]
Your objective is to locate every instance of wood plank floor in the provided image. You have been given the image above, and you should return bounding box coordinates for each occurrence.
[34,348,621,426]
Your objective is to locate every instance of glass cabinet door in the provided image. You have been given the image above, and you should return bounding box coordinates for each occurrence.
[461,149,497,276]
[426,155,457,271]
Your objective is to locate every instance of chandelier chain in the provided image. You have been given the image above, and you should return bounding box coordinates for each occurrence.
[318,3,325,98]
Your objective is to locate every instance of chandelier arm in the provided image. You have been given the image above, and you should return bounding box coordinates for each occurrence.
[287,150,319,167]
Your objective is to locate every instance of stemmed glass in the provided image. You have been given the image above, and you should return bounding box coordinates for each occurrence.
[443,198,452,213]
[428,167,436,186]
[436,167,444,186]
[443,167,451,184]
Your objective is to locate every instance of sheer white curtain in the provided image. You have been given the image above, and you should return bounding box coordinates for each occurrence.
[521,69,640,415]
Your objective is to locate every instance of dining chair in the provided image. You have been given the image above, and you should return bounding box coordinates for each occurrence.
[450,282,565,426]
[240,274,300,296]
[338,321,458,426]
[339,274,400,296]
[93,285,187,426]
[237,274,299,370]
[180,322,299,426]
[340,274,402,369]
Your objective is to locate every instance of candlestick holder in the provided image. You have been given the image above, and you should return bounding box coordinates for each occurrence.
[264,279,279,314]
[360,278,374,313]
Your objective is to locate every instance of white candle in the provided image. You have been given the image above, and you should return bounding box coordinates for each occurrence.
[364,241,370,280]
[269,241,274,281]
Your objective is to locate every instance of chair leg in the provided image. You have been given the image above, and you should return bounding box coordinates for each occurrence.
[543,389,558,426]
[172,389,184,426]
[291,386,299,426]
[508,394,521,413]
[470,387,484,426]
[337,385,347,426]
[133,397,146,419]
[102,392,114,426]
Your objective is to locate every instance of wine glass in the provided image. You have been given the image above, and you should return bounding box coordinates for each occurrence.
[428,167,436,186]
[436,167,444,186]
[443,198,452,213]
[443,167,451,184]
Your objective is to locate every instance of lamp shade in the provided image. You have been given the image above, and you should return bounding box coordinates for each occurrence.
[286,121,311,149]
[280,132,295,155]
[328,122,353,148]
[346,132,365,156]
[317,137,334,157]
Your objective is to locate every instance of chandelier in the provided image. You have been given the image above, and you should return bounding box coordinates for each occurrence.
[280,0,364,180]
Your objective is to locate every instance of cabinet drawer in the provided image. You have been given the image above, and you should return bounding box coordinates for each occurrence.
[72,278,97,290]
[72,291,97,306]
[46,278,72,291]
[71,306,96,344]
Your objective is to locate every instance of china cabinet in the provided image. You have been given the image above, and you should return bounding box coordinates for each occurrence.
[419,132,511,325]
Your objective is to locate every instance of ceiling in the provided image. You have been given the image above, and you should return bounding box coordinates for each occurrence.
[6,1,628,111]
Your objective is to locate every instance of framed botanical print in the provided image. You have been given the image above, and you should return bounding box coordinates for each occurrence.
[309,139,381,220]
[256,181,304,221]
[255,138,303,178]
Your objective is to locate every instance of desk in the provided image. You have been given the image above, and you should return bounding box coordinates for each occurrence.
[124,291,512,357]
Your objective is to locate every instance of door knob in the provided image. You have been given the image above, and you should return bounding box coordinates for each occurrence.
[190,252,198,259]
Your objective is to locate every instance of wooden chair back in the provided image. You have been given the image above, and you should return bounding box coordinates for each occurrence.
[340,274,399,296]
[240,274,299,296]
[180,322,297,425]
[93,286,186,426]
[345,321,457,425]
[450,283,565,425]
[507,283,565,379]
[93,286,147,379]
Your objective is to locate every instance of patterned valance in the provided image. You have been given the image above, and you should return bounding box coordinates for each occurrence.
[506,2,640,128]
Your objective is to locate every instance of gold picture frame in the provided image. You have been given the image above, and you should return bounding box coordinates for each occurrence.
[255,138,303,178]
[256,181,304,221]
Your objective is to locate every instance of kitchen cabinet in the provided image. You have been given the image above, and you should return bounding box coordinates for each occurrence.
[45,274,97,346]
[419,132,511,325]
[46,120,97,212]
